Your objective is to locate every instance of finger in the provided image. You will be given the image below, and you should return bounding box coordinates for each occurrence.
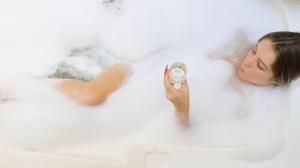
[180,79,188,89]
[164,65,168,76]
[165,84,177,94]
[164,80,175,93]
[164,68,172,88]
[182,79,188,86]
[164,74,177,95]
[164,78,177,95]
[179,83,189,94]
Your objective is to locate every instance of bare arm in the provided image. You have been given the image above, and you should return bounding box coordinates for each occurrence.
[163,66,190,127]
[59,63,131,106]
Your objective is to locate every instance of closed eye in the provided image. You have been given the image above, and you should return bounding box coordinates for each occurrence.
[257,60,266,71]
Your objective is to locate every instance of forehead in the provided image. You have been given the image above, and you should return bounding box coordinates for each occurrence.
[256,38,277,67]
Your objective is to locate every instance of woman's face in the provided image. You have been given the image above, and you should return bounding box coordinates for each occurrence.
[238,38,277,86]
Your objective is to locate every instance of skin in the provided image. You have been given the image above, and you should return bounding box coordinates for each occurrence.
[59,38,277,127]
[164,65,190,127]
[238,38,277,86]
[0,38,281,128]
[59,62,190,126]
[163,38,278,127]
[59,63,131,106]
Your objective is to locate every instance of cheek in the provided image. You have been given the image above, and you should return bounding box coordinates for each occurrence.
[250,70,270,82]
[243,68,261,79]
[250,69,264,77]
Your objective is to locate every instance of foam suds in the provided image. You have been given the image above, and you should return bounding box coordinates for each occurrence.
[0,0,298,161]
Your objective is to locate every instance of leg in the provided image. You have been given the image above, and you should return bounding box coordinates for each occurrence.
[59,63,131,106]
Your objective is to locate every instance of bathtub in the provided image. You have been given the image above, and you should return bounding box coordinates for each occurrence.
[0,0,300,168]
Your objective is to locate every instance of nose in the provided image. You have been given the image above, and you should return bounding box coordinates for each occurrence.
[243,55,256,68]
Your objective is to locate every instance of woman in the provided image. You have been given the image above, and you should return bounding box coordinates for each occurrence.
[59,31,300,126]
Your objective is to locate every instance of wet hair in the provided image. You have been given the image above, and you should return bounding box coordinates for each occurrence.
[259,31,300,85]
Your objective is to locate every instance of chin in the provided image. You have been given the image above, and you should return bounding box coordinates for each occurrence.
[237,72,255,85]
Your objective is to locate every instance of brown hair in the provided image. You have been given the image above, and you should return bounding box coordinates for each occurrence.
[259,31,300,85]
